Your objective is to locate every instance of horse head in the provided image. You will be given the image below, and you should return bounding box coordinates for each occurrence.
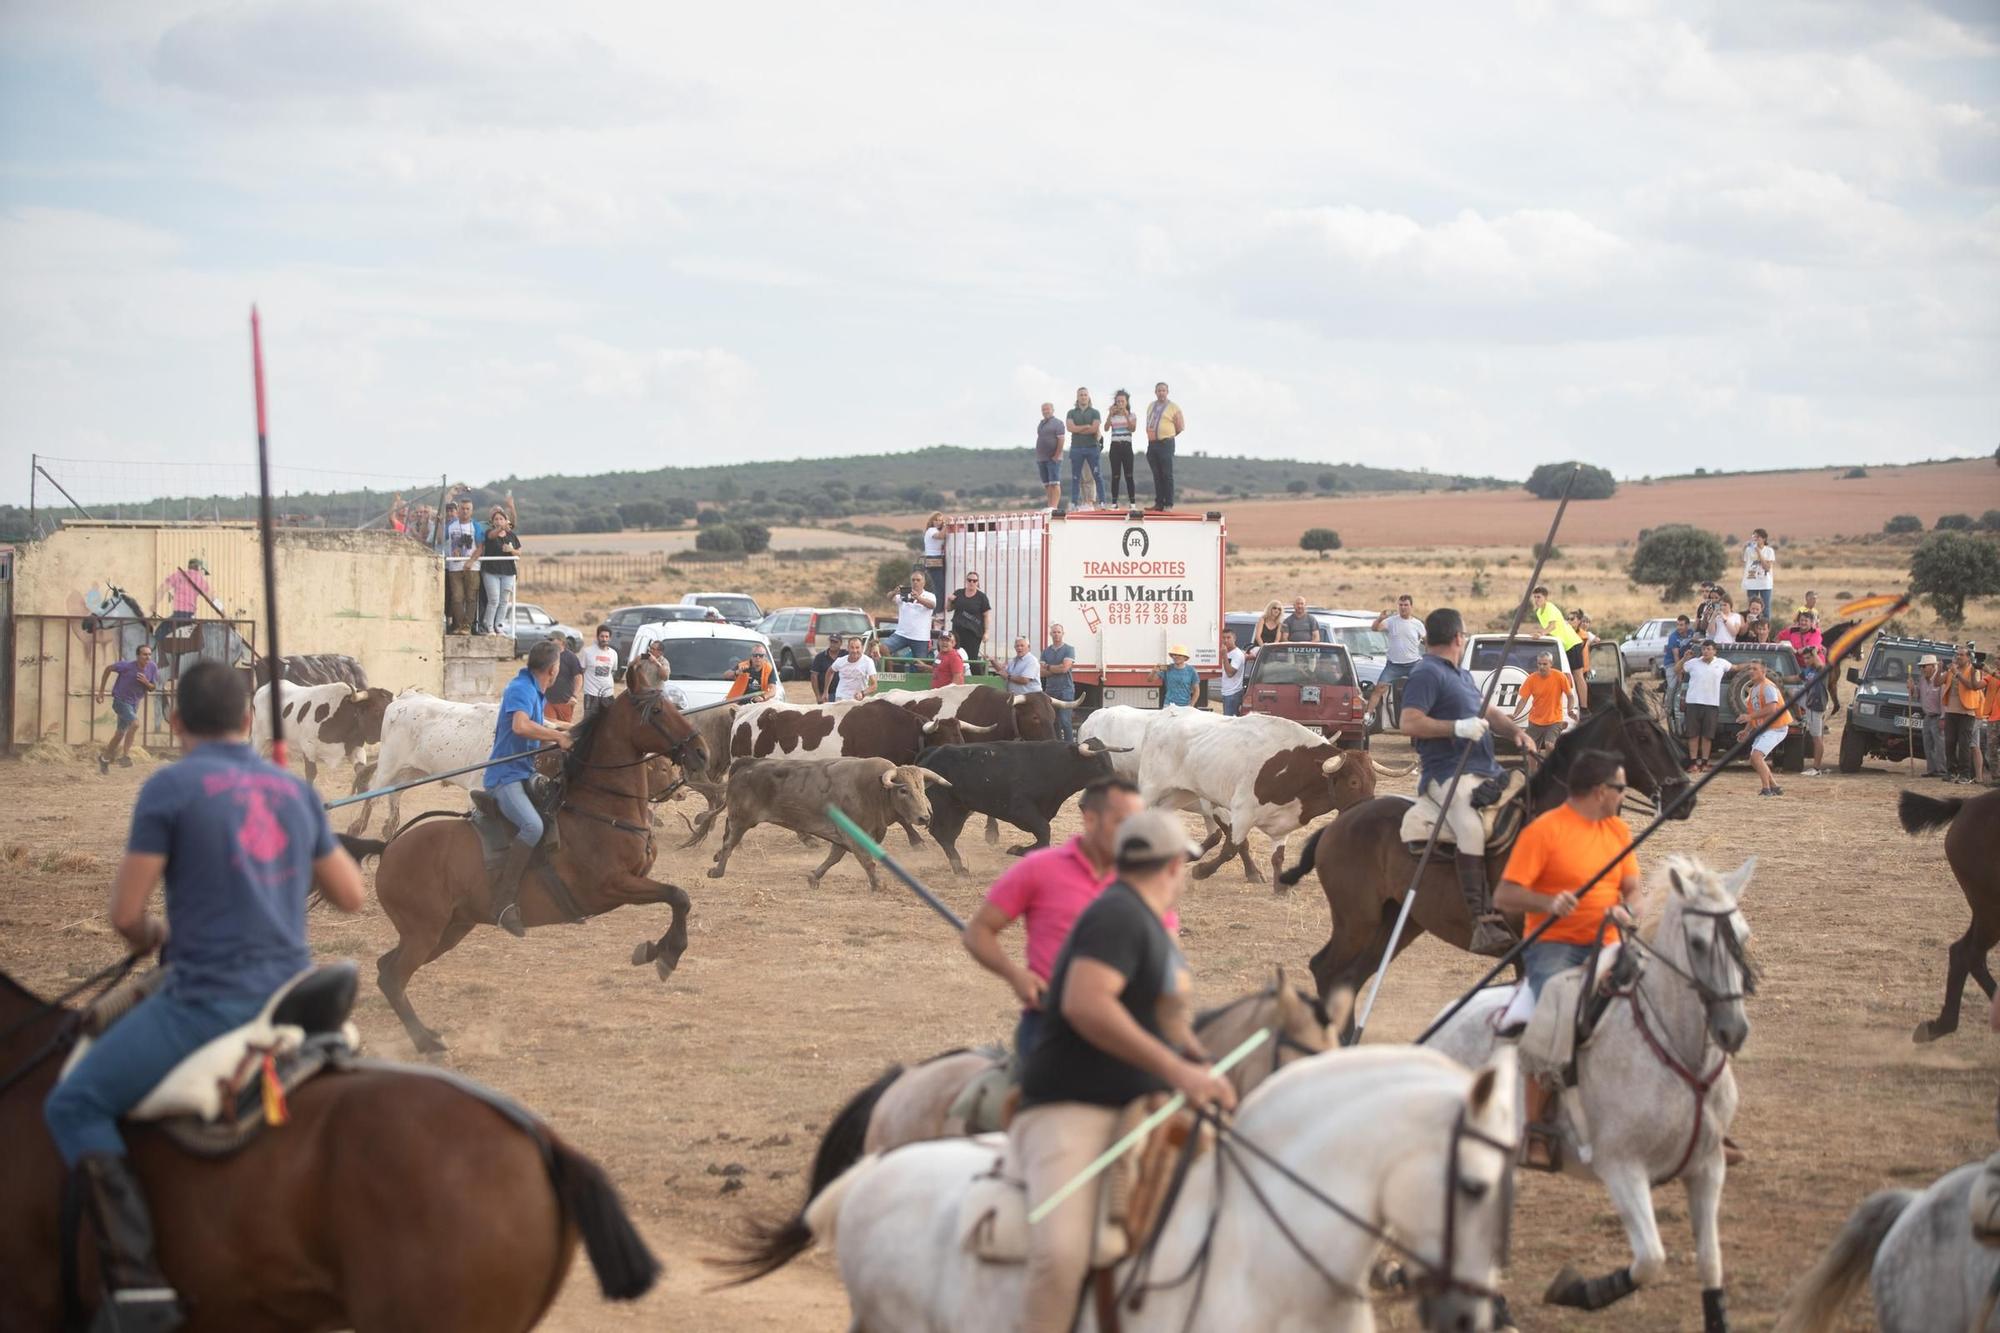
[617,658,706,774]
[1538,692,1692,820]
[1651,856,1757,1054]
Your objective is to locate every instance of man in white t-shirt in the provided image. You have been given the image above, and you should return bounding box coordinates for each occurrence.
[1677,640,1734,773]
[1741,657,1788,797]
[1216,628,1247,716]
[1741,528,1775,623]
[879,569,937,666]
[830,636,878,702]
[1367,593,1425,724]
[1003,637,1042,695]
[581,625,620,721]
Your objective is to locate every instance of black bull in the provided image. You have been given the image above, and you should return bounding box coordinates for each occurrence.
[914,739,1118,873]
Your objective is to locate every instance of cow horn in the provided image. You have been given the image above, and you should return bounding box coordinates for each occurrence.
[1011,695,1026,707]
[1048,696,1080,709]
[1369,754,1417,777]
[1321,752,1346,776]
[881,768,898,788]
[958,721,998,737]
[921,719,939,733]
[919,771,954,788]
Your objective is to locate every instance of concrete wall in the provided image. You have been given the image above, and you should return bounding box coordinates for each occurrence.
[9,521,442,747]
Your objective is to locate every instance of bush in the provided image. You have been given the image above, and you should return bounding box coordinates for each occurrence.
[1909,532,2000,628]
[618,499,667,529]
[1300,528,1342,554]
[1315,473,1340,492]
[875,556,918,595]
[1524,462,1617,501]
[735,522,772,555]
[1935,513,1975,532]
[1533,541,1562,562]
[695,524,744,555]
[695,508,723,526]
[1982,510,2000,533]
[1285,479,1309,494]
[664,496,698,521]
[1841,467,1868,480]
[1883,514,1923,535]
[1627,524,1726,600]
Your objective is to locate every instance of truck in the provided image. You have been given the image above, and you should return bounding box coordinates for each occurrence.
[1839,634,1986,773]
[925,508,1227,713]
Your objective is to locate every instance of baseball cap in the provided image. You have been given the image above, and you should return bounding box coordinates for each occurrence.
[1114,810,1203,865]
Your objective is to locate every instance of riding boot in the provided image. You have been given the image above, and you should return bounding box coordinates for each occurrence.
[76,1154,184,1333]
[491,840,534,939]
[1455,854,1513,957]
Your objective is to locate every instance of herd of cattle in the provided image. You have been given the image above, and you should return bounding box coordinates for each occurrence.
[250,659,1409,885]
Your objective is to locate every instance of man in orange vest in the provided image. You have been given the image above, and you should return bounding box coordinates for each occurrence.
[1942,644,1987,784]
[727,642,777,702]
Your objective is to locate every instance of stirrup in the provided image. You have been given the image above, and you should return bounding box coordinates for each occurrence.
[1522,1122,1564,1173]
[495,903,525,938]
[91,1288,184,1333]
[1468,915,1514,957]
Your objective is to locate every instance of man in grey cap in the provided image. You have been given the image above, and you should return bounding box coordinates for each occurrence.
[1009,808,1233,1333]
[1915,654,1946,777]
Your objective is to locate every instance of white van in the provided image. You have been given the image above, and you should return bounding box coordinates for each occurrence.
[629,621,772,709]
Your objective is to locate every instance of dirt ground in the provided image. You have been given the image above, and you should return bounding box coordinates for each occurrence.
[1,681,1994,1331]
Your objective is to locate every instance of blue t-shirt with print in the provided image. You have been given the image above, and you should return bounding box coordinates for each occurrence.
[1662,628,1692,671]
[1041,643,1077,700]
[1800,667,1826,713]
[1401,654,1499,791]
[1161,663,1198,707]
[128,742,331,1001]
[486,669,546,789]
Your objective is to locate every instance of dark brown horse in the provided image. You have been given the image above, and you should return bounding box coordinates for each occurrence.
[1280,688,1693,1003]
[369,659,705,1053]
[0,968,658,1331]
[1900,787,2000,1043]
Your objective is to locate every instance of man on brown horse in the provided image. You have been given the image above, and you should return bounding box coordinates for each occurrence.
[1401,607,1537,956]
[485,639,574,937]
[42,661,366,1331]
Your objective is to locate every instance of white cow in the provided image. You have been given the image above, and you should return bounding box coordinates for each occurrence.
[1076,703,1201,783]
[344,693,498,837]
[250,681,395,794]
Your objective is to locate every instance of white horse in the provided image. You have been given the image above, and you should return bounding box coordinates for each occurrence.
[1428,856,1754,1332]
[1775,1153,2000,1333]
[748,1044,1520,1333]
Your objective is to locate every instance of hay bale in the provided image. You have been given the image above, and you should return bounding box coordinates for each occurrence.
[21,738,79,764]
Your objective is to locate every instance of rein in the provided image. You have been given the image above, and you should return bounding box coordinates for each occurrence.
[0,955,140,1097]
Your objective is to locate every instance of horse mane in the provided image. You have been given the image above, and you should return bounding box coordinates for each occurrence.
[0,968,48,1007]
[560,699,614,780]
[1528,706,1619,805]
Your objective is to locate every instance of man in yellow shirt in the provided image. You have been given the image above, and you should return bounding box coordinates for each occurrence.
[1494,748,1642,1165]
[1143,381,1186,512]
[1510,649,1576,752]
[1530,584,1588,712]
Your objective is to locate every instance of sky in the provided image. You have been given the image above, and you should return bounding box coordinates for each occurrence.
[1,0,1995,506]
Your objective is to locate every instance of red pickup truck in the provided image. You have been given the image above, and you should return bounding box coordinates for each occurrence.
[1238,642,1367,745]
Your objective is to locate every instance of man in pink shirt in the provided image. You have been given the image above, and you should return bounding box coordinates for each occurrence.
[1776,610,1822,657]
[153,557,216,651]
[962,778,1145,1057]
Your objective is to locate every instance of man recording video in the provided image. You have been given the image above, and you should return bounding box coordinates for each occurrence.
[878,568,936,667]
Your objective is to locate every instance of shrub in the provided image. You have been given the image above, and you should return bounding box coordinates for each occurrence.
[1627,524,1727,600]
[1299,528,1342,554]
[1935,513,1974,532]
[1315,473,1339,492]
[695,508,723,526]
[1841,467,1868,480]
[1883,514,1922,535]
[664,496,698,521]
[1524,462,1616,500]
[735,522,772,555]
[1533,541,1562,562]
[617,499,667,529]
[875,555,918,595]
[1982,510,2000,533]
[1285,479,1309,494]
[1909,532,2000,628]
[695,524,743,555]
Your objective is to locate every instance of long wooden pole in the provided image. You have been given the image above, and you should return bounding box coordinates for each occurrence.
[252,307,285,767]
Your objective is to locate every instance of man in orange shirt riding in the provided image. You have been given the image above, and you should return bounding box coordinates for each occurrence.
[1494,748,1642,1167]
[1510,649,1576,754]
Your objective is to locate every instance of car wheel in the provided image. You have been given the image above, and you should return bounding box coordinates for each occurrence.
[1837,722,1866,774]
[779,650,797,681]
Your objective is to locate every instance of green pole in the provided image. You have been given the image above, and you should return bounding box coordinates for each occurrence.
[1027,1026,1270,1224]
[825,803,966,931]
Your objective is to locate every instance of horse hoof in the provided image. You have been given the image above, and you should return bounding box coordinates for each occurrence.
[1912,1019,1945,1044]
[705,866,724,880]
[1542,1265,1585,1307]
[416,1032,448,1056]
[631,941,655,966]
[654,953,679,982]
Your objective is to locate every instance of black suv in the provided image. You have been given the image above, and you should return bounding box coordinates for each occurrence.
[1840,636,1986,772]
[1670,641,1807,772]
[600,604,719,666]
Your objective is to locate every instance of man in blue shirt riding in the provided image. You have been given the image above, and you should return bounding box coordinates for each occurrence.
[1401,608,1536,956]
[486,638,574,937]
[43,661,367,1331]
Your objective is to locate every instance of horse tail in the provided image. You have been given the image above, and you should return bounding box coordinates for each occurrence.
[545,1135,662,1301]
[1772,1188,1913,1333]
[337,833,387,864]
[1897,790,1964,836]
[705,1063,903,1287]
[1276,826,1325,889]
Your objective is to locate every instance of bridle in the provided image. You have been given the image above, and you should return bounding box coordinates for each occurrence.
[1535,704,1690,821]
[0,955,140,1097]
[1192,987,1329,1085]
[1630,902,1757,1009]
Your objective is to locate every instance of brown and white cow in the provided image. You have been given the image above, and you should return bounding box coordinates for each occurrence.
[250,681,395,793]
[728,698,991,768]
[890,682,1076,742]
[706,756,952,890]
[1137,711,1412,884]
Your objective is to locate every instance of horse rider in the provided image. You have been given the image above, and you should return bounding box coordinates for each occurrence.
[152,557,214,652]
[962,778,1146,1058]
[1011,809,1233,1333]
[485,639,574,937]
[726,643,776,703]
[1490,748,1641,1169]
[1401,607,1537,956]
[43,662,367,1332]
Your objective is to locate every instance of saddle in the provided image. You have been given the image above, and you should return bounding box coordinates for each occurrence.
[1504,945,1641,1174]
[467,784,587,922]
[945,1059,1015,1136]
[1974,1149,2000,1248]
[958,1096,1210,1271]
[59,963,360,1157]
[1400,768,1529,858]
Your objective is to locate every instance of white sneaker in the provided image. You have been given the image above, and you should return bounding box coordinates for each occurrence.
[1800,767,1819,777]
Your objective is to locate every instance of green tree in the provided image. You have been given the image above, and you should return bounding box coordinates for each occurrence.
[1980,509,2000,532]
[1300,528,1342,555]
[1627,524,1726,599]
[735,522,772,555]
[714,477,741,503]
[617,499,667,529]
[1883,514,1922,535]
[1908,532,2000,628]
[695,524,744,555]
[875,555,918,594]
[1524,462,1616,500]
[1314,473,1339,492]
[1285,479,1309,494]
[1935,513,1974,532]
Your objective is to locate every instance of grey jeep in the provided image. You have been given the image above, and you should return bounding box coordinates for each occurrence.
[1839,635,1984,773]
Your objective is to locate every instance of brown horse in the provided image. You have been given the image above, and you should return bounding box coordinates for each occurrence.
[0,968,658,1331]
[1281,688,1693,1004]
[369,659,704,1053]
[1899,787,2000,1043]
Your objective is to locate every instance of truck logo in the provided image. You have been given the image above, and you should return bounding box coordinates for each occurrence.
[1081,605,1102,633]
[1121,527,1150,559]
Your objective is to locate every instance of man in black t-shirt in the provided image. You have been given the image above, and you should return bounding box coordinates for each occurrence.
[808,643,839,703]
[946,573,993,672]
[1011,810,1235,1333]
[543,631,585,722]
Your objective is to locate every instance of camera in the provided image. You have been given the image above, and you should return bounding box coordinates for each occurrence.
[897,584,912,600]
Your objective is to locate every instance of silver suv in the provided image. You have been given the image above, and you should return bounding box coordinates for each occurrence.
[756,606,875,680]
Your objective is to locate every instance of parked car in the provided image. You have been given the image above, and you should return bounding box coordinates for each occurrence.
[1228,608,1392,730]
[679,591,764,628]
[601,604,720,664]
[1462,634,1567,713]
[1236,642,1366,745]
[757,606,876,679]
[1839,635,1983,773]
[628,621,773,709]
[1580,634,1630,713]
[505,603,583,658]
[1619,618,1678,675]
[1667,642,1806,772]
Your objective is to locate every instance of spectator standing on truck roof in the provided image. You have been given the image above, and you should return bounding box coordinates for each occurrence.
[948,573,993,672]
[1104,390,1138,508]
[1678,640,1733,774]
[1144,382,1185,512]
[879,569,936,666]
[1796,645,1828,776]
[1217,630,1246,716]
[1041,625,1078,740]
[1742,529,1775,626]
[1035,403,1065,512]
[1367,595,1425,725]
[1915,655,1948,778]
[1281,597,1321,643]
[1004,638,1042,696]
[1942,646,1986,784]
[1066,389,1104,513]
[1660,615,1694,716]
[922,511,947,629]
[1156,646,1198,707]
[1252,600,1285,648]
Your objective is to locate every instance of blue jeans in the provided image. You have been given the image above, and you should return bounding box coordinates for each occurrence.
[1923,715,1946,776]
[1013,1007,1043,1061]
[879,632,930,664]
[1068,446,1105,508]
[1220,690,1243,716]
[1036,459,1061,486]
[1524,940,1595,999]
[480,572,517,634]
[491,777,542,846]
[1047,694,1076,741]
[1146,439,1176,508]
[45,985,267,1164]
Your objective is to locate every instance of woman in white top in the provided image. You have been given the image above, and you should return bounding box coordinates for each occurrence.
[1705,594,1741,645]
[1103,389,1138,508]
[922,511,946,634]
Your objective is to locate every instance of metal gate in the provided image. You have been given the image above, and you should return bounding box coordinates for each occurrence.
[10,612,256,752]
